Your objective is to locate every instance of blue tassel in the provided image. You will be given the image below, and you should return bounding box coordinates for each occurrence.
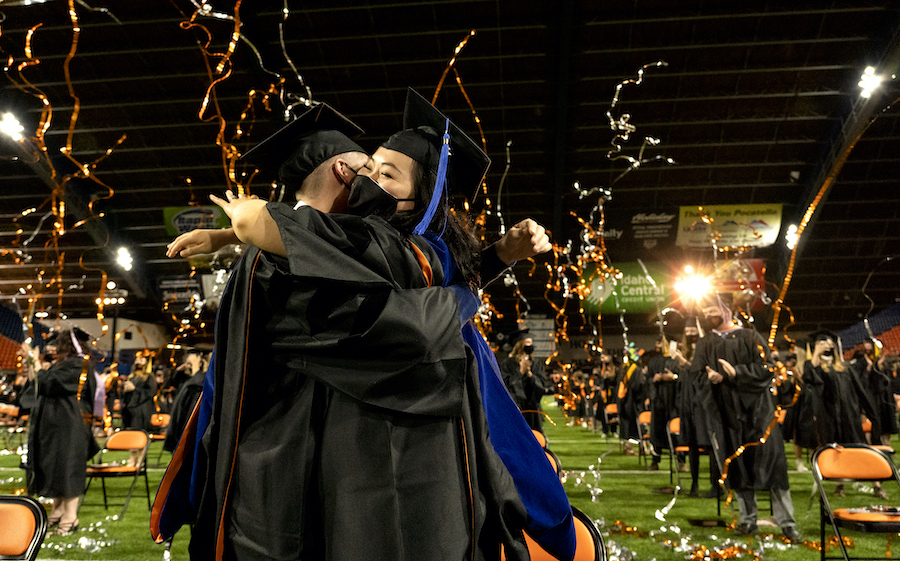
[413,118,451,235]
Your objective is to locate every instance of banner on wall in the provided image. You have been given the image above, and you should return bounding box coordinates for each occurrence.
[675,204,782,249]
[581,261,671,314]
[603,207,679,259]
[159,277,203,305]
[164,206,230,237]
[579,258,768,315]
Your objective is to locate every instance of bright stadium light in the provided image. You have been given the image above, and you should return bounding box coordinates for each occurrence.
[116,247,133,271]
[859,66,883,98]
[674,274,713,303]
[785,224,799,250]
[1,113,24,141]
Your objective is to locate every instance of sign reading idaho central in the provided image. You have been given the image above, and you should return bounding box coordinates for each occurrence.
[675,204,782,249]
[164,206,230,237]
[581,262,670,314]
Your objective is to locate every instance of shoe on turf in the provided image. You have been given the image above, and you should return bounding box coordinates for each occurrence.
[783,527,803,544]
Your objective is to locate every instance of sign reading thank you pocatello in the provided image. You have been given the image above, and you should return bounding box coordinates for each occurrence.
[675,204,782,249]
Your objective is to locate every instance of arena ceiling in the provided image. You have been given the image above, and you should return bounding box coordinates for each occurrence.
[1,0,899,349]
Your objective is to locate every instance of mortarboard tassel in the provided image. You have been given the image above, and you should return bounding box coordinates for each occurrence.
[413,118,451,235]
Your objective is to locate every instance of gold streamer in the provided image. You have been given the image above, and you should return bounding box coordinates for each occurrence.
[432,30,476,104]
[768,94,900,347]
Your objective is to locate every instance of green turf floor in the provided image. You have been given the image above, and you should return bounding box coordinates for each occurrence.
[547,397,899,560]
[2,398,898,560]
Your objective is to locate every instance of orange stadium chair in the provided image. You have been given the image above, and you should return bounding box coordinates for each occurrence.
[532,429,548,449]
[636,410,652,466]
[501,506,607,561]
[545,448,563,478]
[602,403,618,434]
[862,418,895,456]
[149,412,171,466]
[0,495,48,561]
[665,417,704,486]
[84,429,151,518]
[813,444,900,561]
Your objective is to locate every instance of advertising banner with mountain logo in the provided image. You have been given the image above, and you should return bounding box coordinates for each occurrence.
[675,204,782,249]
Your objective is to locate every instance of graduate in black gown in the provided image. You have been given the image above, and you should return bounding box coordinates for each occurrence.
[690,295,801,542]
[157,97,572,561]
[852,339,898,446]
[499,329,547,431]
[122,362,157,432]
[24,328,97,535]
[802,330,887,498]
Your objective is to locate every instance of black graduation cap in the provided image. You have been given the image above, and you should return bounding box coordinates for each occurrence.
[380,88,490,234]
[44,326,92,350]
[241,102,365,189]
[507,328,531,347]
[809,329,838,343]
[661,309,685,339]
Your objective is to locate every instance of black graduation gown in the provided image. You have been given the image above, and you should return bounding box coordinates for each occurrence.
[164,372,204,452]
[690,328,789,491]
[190,205,530,561]
[647,354,679,452]
[779,368,820,449]
[679,357,711,448]
[499,357,527,408]
[499,356,545,430]
[618,364,648,441]
[854,361,898,436]
[803,361,879,445]
[123,374,157,431]
[520,361,547,431]
[26,356,97,498]
[597,366,620,429]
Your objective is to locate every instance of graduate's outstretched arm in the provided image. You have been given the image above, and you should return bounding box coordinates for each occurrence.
[210,190,287,256]
[166,228,240,258]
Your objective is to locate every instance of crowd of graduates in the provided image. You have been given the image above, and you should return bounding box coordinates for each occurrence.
[503,312,900,499]
[0,338,211,534]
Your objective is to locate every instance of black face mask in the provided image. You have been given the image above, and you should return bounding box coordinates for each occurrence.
[347,175,399,220]
[523,344,534,355]
[685,333,699,343]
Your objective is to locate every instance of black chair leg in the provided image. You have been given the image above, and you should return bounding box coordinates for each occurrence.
[144,472,151,509]
[100,477,108,509]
